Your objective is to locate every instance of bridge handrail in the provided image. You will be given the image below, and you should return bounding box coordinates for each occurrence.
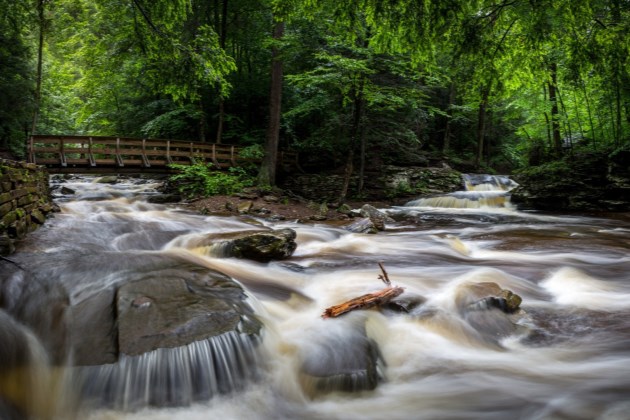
[28,135,297,173]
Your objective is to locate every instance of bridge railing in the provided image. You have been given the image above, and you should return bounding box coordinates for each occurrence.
[28,135,298,172]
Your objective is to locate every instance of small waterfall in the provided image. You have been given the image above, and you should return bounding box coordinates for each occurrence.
[0,310,75,419]
[407,174,518,209]
[78,331,261,410]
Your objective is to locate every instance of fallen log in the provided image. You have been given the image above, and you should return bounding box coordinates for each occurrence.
[321,263,404,319]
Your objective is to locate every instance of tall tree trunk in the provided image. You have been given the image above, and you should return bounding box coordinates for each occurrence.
[215,97,225,144]
[357,117,366,194]
[548,62,562,156]
[475,84,491,168]
[215,0,229,144]
[199,98,206,142]
[614,75,622,147]
[442,82,456,154]
[339,84,365,203]
[556,85,572,150]
[572,89,584,143]
[581,81,596,146]
[258,20,284,187]
[31,0,45,136]
[612,0,622,146]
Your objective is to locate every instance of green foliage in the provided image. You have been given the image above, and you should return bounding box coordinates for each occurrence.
[238,144,264,160]
[168,162,254,197]
[0,0,34,156]
[3,0,627,178]
[141,106,203,139]
[515,157,578,181]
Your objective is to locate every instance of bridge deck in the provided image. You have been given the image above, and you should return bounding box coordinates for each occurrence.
[27,135,297,174]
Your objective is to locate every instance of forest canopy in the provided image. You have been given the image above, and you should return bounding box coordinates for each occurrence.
[1,0,628,178]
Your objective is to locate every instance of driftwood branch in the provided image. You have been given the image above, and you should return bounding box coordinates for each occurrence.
[322,263,404,319]
[377,261,390,286]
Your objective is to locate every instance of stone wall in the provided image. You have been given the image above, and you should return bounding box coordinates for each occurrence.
[0,159,54,255]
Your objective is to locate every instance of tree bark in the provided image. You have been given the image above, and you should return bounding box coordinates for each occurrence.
[322,263,404,318]
[581,81,596,145]
[31,0,46,136]
[475,84,491,168]
[548,62,562,156]
[258,20,284,186]
[322,286,404,318]
[340,85,364,203]
[215,0,229,144]
[442,82,456,154]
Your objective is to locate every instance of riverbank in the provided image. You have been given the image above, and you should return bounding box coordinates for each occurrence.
[183,190,395,223]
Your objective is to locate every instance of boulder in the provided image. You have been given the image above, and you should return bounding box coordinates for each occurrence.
[385,293,427,314]
[147,193,182,204]
[0,253,262,365]
[299,321,382,396]
[95,176,118,184]
[230,228,297,261]
[454,282,522,314]
[343,217,378,234]
[117,266,260,356]
[237,200,254,214]
[359,204,394,231]
[453,282,526,345]
[195,228,298,261]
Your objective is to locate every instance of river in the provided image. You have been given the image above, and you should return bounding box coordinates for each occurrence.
[1,175,629,419]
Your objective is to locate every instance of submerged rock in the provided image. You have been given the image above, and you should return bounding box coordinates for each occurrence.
[453,282,526,345]
[229,228,297,261]
[211,228,298,261]
[385,293,427,314]
[344,217,378,234]
[455,282,522,314]
[359,204,394,231]
[299,320,382,396]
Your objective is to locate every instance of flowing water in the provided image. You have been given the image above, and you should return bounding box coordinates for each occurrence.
[1,174,630,419]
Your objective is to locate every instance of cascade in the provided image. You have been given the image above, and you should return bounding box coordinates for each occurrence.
[406,173,518,209]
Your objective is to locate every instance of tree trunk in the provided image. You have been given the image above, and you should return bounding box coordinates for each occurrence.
[215,0,229,144]
[556,85,572,150]
[612,0,623,146]
[548,62,562,156]
[31,0,45,136]
[581,81,596,145]
[215,98,224,144]
[442,82,456,154]
[258,20,284,187]
[199,99,206,142]
[614,75,622,147]
[475,84,491,168]
[340,84,365,203]
[357,119,366,194]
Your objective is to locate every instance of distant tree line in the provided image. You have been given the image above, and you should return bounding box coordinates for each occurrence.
[1,0,628,186]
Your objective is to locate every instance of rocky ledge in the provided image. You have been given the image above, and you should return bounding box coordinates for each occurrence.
[511,149,630,212]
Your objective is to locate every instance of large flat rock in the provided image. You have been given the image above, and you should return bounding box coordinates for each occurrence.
[117,266,253,356]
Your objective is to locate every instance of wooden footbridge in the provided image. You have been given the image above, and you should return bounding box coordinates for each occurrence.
[27,135,297,174]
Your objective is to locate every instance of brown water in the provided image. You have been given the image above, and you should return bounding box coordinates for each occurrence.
[1,175,630,419]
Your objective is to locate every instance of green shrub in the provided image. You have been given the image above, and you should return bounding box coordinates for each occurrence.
[168,162,254,197]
